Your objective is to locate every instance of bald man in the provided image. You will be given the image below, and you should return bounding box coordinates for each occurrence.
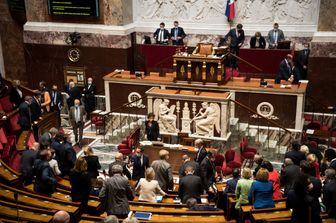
[69,99,86,144]
[108,152,131,179]
[53,210,70,223]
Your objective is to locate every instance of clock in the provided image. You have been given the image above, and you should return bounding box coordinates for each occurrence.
[67,48,80,62]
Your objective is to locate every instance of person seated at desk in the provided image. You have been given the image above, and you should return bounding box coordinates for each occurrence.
[275,54,293,84]
[267,23,285,49]
[153,22,170,45]
[145,113,160,141]
[171,21,186,46]
[178,166,203,203]
[250,32,266,49]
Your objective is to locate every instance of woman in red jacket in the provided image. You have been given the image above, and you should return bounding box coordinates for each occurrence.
[261,160,282,199]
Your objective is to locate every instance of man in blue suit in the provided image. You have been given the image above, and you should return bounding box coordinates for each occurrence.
[224,23,245,69]
[171,21,186,46]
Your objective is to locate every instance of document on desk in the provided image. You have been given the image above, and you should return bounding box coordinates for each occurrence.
[306,129,315,134]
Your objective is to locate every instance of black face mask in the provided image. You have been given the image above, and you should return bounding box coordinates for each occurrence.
[238,30,242,33]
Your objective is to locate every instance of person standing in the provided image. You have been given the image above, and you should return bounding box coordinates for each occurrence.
[21,142,39,185]
[297,43,310,80]
[179,154,200,178]
[67,81,82,108]
[200,152,216,196]
[130,148,150,181]
[83,77,96,118]
[30,92,42,122]
[39,81,51,113]
[50,84,63,127]
[61,134,77,176]
[83,146,101,182]
[69,157,92,211]
[178,166,203,203]
[151,149,173,192]
[322,168,336,218]
[194,139,207,164]
[144,113,160,141]
[69,99,86,144]
[224,23,245,69]
[153,22,170,45]
[18,96,33,130]
[235,168,253,210]
[99,164,134,219]
[280,158,301,197]
[275,54,294,84]
[109,152,131,179]
[170,21,186,46]
[9,80,23,108]
[267,23,285,49]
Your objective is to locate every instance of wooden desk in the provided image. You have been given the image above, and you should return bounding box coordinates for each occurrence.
[251,209,291,222]
[0,159,21,185]
[173,54,226,83]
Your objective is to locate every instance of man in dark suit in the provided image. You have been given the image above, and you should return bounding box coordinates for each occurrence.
[67,81,82,108]
[18,96,33,130]
[284,140,306,166]
[179,154,200,178]
[50,84,63,127]
[69,99,86,143]
[171,21,186,46]
[297,43,310,79]
[109,152,131,179]
[275,54,293,84]
[30,92,42,122]
[250,32,266,49]
[224,23,245,69]
[153,22,170,45]
[130,147,149,181]
[51,133,66,168]
[200,151,216,192]
[194,139,207,164]
[61,134,76,176]
[9,80,23,108]
[83,77,96,118]
[267,23,285,49]
[21,142,39,185]
[39,127,58,149]
[322,168,336,218]
[280,158,301,196]
[179,166,203,203]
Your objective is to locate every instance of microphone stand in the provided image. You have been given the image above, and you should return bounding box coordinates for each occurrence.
[14,192,20,223]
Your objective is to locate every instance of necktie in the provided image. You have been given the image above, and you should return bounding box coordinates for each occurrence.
[75,107,80,123]
[274,31,278,43]
[160,30,163,42]
[174,28,178,40]
[53,92,57,106]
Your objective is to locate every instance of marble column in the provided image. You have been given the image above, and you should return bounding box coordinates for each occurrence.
[311,0,336,57]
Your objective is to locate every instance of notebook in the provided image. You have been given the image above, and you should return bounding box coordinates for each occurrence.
[134,212,152,220]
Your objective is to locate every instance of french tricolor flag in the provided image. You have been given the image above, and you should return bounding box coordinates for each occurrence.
[225,0,235,21]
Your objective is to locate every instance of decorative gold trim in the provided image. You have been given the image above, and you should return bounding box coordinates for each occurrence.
[68,48,80,62]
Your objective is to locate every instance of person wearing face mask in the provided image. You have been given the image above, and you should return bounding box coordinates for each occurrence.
[18,96,33,130]
[39,81,51,113]
[83,77,96,118]
[69,99,87,144]
[144,113,160,141]
[153,22,170,45]
[224,23,245,69]
[250,32,266,49]
[130,147,149,181]
[170,21,186,46]
[267,23,285,49]
[50,84,63,127]
[297,43,310,80]
[286,173,322,223]
[275,54,293,84]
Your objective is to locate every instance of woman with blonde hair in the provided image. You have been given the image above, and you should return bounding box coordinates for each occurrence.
[235,168,253,209]
[83,146,101,181]
[135,167,166,202]
[248,168,275,209]
[69,157,92,211]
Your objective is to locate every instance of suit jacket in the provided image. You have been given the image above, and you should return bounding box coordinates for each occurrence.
[224,28,245,48]
[322,179,336,218]
[69,170,92,204]
[30,96,41,122]
[200,157,216,190]
[18,101,31,129]
[280,164,300,196]
[284,150,306,166]
[130,154,150,180]
[291,66,301,84]
[275,59,292,84]
[51,140,65,167]
[151,159,173,192]
[39,132,52,148]
[109,160,131,179]
[267,29,285,47]
[84,155,101,179]
[153,28,170,44]
[179,160,200,178]
[33,159,57,195]
[67,86,82,108]
[9,87,23,108]
[145,120,160,141]
[170,27,186,45]
[99,174,134,215]
[21,149,38,179]
[250,36,266,49]
[195,147,207,164]
[84,84,96,99]
[50,90,63,111]
[69,105,86,126]
[61,142,76,176]
[297,49,310,68]
[179,174,203,203]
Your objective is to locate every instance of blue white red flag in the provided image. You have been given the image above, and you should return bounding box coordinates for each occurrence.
[225,0,235,21]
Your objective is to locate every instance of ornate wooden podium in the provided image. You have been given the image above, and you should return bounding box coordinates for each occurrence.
[173,54,226,84]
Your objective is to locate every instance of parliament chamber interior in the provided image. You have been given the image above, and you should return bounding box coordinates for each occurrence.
[1,0,336,223]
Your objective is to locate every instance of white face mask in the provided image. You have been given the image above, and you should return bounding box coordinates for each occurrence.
[88,81,92,85]
[256,37,260,40]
